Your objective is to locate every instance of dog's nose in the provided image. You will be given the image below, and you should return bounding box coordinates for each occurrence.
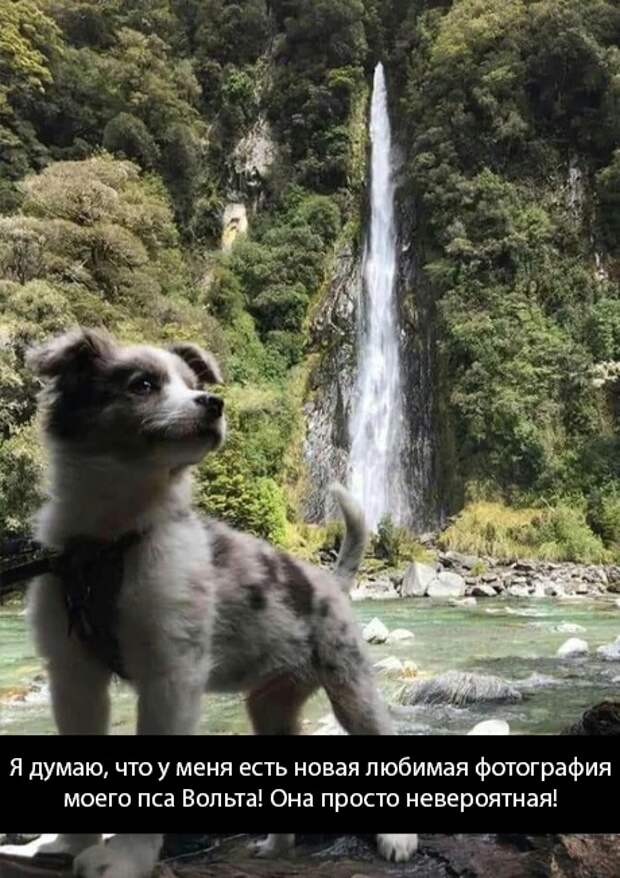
[195,394,224,418]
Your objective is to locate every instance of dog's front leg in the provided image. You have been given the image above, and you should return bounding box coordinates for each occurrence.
[135,672,204,735]
[72,833,163,878]
[47,654,112,735]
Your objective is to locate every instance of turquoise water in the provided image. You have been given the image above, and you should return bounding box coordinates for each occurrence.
[2,597,620,734]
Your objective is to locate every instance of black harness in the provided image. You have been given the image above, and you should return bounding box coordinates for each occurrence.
[1,533,142,679]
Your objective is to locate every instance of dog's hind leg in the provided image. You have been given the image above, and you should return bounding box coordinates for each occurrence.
[247,676,315,859]
[320,668,419,863]
[246,674,316,735]
[320,665,393,735]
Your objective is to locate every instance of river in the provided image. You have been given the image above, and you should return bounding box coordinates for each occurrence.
[2,597,620,734]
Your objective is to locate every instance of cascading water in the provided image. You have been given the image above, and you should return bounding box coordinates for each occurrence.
[349,62,408,531]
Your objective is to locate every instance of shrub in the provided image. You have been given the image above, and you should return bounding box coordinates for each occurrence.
[195,465,287,545]
[589,488,620,554]
[370,514,432,567]
[526,505,608,564]
[440,501,609,563]
[102,112,160,169]
[0,424,46,535]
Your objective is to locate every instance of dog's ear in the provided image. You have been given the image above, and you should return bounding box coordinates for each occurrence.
[27,328,114,378]
[169,342,223,385]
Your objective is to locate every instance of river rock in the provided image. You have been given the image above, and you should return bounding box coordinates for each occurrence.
[373,656,419,679]
[362,618,389,643]
[449,596,477,607]
[557,638,589,658]
[387,628,415,643]
[555,623,586,634]
[373,656,403,676]
[507,584,530,598]
[468,719,510,735]
[401,561,437,596]
[428,571,465,599]
[470,584,497,598]
[396,670,522,706]
[597,636,620,661]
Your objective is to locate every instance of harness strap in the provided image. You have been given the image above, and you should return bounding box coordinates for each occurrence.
[1,532,143,679]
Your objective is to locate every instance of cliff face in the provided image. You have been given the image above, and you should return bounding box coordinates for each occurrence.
[303,240,362,523]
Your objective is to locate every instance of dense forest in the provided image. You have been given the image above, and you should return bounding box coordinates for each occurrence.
[1,0,619,564]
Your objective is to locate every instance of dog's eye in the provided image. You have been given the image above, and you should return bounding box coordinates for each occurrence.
[128,375,157,395]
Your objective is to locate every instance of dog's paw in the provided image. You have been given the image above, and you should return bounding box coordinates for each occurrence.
[73,844,151,878]
[249,834,295,859]
[376,833,419,863]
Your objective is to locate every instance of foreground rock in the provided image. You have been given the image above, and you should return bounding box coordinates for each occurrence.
[563,701,620,734]
[5,835,620,878]
[396,670,522,706]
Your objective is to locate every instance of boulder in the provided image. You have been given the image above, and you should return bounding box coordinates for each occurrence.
[401,561,437,597]
[468,719,510,736]
[396,670,522,707]
[387,628,415,643]
[563,701,620,734]
[556,638,589,658]
[470,584,497,598]
[597,636,620,661]
[427,571,465,599]
[442,550,480,570]
[362,618,389,644]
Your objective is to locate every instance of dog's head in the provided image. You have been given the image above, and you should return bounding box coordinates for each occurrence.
[28,328,226,467]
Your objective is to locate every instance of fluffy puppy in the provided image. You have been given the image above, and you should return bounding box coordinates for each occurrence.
[27,328,418,877]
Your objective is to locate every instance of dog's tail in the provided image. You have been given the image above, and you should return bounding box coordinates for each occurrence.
[330,482,367,592]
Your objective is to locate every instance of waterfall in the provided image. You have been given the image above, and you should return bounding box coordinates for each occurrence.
[348,62,408,531]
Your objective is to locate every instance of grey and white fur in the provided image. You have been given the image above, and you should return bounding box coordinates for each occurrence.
[26,329,418,877]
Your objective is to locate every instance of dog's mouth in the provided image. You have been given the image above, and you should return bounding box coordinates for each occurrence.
[143,416,225,450]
